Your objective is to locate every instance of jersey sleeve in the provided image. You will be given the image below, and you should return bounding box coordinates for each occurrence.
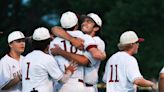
[126,58,143,83]
[0,60,12,89]
[160,67,164,73]
[46,56,63,81]
[68,31,97,50]
[82,34,97,50]
[83,37,105,66]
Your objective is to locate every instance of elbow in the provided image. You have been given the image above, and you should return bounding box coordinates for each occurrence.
[79,58,89,66]
[51,26,59,35]
[51,27,56,34]
[100,52,107,61]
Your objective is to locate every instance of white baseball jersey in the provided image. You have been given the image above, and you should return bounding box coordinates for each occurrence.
[49,30,96,92]
[21,50,63,92]
[0,54,23,92]
[103,51,143,92]
[160,67,164,73]
[83,36,105,92]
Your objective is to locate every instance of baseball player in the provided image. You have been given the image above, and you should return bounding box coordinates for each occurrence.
[50,12,106,92]
[49,11,105,92]
[159,67,164,92]
[0,31,25,92]
[81,13,105,92]
[103,31,156,92]
[21,27,76,92]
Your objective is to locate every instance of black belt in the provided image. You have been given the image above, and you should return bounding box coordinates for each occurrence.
[78,79,84,83]
[85,83,93,87]
[78,79,93,87]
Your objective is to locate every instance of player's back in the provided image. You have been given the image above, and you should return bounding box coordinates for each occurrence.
[49,30,97,92]
[104,51,138,92]
[50,35,83,80]
[50,30,96,79]
[22,50,62,92]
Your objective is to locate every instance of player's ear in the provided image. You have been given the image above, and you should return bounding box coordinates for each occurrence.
[9,43,13,48]
[93,27,99,32]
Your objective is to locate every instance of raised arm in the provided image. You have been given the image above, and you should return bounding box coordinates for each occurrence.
[51,26,106,61]
[51,26,84,50]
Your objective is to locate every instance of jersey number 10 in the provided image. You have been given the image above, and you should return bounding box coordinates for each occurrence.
[109,65,119,82]
[61,40,77,54]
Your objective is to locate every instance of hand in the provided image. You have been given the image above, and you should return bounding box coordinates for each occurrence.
[65,61,77,74]
[70,37,84,50]
[50,44,62,56]
[151,83,157,92]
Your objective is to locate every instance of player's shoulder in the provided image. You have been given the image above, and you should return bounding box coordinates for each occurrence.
[93,36,105,44]
[0,55,11,66]
[67,30,84,36]
[41,52,55,62]
[93,36,102,41]
[0,55,11,63]
[111,51,136,61]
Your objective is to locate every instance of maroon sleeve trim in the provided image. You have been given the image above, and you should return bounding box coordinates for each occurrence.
[86,45,97,51]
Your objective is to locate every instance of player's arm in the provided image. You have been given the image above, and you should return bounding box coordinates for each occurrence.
[134,78,155,87]
[51,26,84,50]
[1,75,21,90]
[127,59,157,91]
[51,45,89,66]
[159,73,164,92]
[87,47,106,61]
[51,26,106,60]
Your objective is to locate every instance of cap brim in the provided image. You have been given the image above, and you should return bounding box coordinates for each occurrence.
[137,38,144,43]
[81,15,93,21]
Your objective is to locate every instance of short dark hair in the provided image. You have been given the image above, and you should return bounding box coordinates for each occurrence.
[32,38,52,51]
[63,24,78,31]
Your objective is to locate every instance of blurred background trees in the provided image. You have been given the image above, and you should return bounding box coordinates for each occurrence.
[0,0,164,84]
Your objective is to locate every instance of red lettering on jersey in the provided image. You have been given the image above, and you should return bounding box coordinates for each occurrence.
[109,64,119,82]
[25,62,30,80]
[61,40,77,54]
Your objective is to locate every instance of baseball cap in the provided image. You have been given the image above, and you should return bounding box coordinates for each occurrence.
[8,31,25,43]
[60,11,78,28]
[32,27,51,41]
[119,31,144,45]
[82,13,102,27]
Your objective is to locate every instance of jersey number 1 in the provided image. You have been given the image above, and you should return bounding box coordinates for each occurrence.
[109,65,119,82]
[25,62,30,80]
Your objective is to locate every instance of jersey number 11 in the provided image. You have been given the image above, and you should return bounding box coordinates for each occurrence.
[109,65,119,82]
